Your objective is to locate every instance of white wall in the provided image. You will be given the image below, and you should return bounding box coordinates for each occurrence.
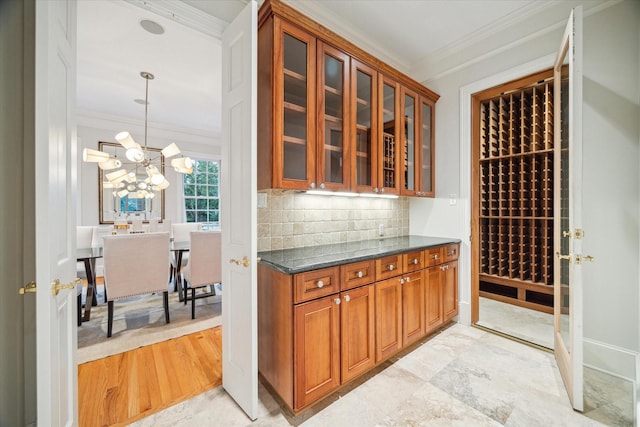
[410,0,640,380]
[77,112,221,227]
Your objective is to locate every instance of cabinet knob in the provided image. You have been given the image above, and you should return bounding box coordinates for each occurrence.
[320,183,325,189]
[387,264,395,271]
[357,271,363,278]
[334,298,341,305]
[441,265,449,271]
[405,276,410,282]
[412,258,418,265]
[316,280,324,288]
[373,188,379,193]
[344,295,351,302]
[399,278,404,284]
[447,250,456,256]
[310,182,316,189]
[432,254,439,260]
[380,188,385,193]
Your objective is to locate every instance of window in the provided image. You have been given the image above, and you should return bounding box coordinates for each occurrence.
[183,160,220,229]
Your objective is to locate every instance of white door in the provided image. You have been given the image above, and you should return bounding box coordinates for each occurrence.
[221,0,258,420]
[553,6,583,411]
[34,0,79,424]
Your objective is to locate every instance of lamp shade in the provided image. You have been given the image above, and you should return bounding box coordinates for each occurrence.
[97,158,122,170]
[83,148,110,163]
[161,143,181,158]
[125,145,145,162]
[106,169,128,183]
[153,178,170,190]
[115,132,138,149]
[171,157,193,172]
[116,189,129,198]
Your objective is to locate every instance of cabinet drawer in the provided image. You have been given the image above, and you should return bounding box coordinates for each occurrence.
[402,250,425,273]
[340,260,375,291]
[443,243,459,263]
[375,255,403,281]
[424,247,443,267]
[294,267,340,304]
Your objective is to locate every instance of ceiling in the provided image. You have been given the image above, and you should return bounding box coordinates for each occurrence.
[77,0,545,138]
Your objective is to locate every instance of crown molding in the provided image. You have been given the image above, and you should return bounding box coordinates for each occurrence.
[76,109,221,146]
[280,0,410,74]
[123,0,227,40]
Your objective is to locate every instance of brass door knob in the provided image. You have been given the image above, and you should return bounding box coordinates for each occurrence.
[51,278,81,296]
[229,256,250,268]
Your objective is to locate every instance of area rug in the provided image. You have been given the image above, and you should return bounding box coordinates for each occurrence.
[77,284,222,364]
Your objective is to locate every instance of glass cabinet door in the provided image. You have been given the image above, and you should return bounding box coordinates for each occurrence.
[351,59,377,192]
[401,87,418,195]
[379,76,400,194]
[276,19,316,189]
[419,97,435,196]
[317,42,349,191]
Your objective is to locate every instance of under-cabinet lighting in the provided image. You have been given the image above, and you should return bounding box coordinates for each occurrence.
[304,190,399,199]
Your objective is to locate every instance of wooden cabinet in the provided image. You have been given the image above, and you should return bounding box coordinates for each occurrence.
[401,271,426,346]
[258,241,459,414]
[418,96,435,197]
[258,0,439,195]
[294,295,341,410]
[375,277,403,361]
[340,284,375,382]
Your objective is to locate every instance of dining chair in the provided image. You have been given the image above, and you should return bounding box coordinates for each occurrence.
[181,231,221,319]
[170,222,202,285]
[76,226,97,296]
[102,232,171,337]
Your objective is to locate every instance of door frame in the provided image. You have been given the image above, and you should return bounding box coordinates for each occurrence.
[459,53,556,325]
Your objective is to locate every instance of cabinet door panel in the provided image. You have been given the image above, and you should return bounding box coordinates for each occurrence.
[425,265,443,332]
[402,271,425,346]
[442,243,459,264]
[401,87,419,196]
[294,266,340,304]
[378,76,400,194]
[294,296,340,410]
[443,260,459,321]
[419,96,435,197]
[317,42,350,191]
[402,250,425,273]
[340,260,375,291]
[275,19,316,189]
[424,247,443,268]
[375,254,402,281]
[341,285,375,383]
[351,59,378,192]
[375,278,403,362]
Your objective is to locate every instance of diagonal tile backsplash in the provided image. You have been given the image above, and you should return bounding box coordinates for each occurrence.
[258,190,409,251]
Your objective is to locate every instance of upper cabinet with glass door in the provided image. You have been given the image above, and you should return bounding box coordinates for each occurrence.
[418,96,435,197]
[257,0,439,195]
[317,41,350,191]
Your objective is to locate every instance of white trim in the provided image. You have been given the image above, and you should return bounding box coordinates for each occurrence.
[124,0,228,40]
[583,338,638,383]
[458,53,556,328]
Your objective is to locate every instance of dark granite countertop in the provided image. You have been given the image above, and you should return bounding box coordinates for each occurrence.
[258,235,461,274]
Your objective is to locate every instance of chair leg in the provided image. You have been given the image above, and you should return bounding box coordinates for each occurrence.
[163,291,170,323]
[107,301,114,337]
[191,288,196,319]
[77,293,82,327]
[184,280,188,305]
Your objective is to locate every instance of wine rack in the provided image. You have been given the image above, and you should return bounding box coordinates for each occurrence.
[476,75,555,313]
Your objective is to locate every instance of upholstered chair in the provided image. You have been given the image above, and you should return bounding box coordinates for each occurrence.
[102,232,171,337]
[169,222,202,284]
[181,231,221,319]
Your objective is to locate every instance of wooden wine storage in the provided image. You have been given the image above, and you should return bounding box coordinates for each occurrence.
[473,69,555,313]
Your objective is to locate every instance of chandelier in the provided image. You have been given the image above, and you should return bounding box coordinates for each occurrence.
[82,71,193,200]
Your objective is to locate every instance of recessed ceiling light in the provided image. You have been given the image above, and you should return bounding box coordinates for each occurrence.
[140,19,164,35]
[134,98,148,105]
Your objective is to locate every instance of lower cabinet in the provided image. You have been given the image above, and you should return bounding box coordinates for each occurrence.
[375,278,403,362]
[258,243,459,414]
[340,284,375,382]
[294,295,341,410]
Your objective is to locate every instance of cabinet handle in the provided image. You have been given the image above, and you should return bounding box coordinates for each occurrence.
[441,265,449,271]
[432,254,439,260]
[316,280,324,288]
[447,250,456,256]
[320,183,325,189]
[399,278,404,284]
[344,295,351,302]
[405,276,410,282]
[412,258,419,265]
[357,271,363,278]
[387,264,395,271]
[310,182,316,189]
[334,298,341,305]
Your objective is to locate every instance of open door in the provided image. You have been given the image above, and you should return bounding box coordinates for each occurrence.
[34,0,79,423]
[221,0,258,420]
[553,6,583,411]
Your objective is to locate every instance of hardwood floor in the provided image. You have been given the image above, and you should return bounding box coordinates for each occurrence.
[78,326,222,427]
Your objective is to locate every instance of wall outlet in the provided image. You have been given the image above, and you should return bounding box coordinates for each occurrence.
[378,224,384,236]
[257,193,267,208]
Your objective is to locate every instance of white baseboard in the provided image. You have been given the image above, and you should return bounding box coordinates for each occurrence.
[583,338,637,383]
[458,301,471,326]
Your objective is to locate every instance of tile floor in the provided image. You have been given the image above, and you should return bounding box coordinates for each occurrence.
[131,323,635,426]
